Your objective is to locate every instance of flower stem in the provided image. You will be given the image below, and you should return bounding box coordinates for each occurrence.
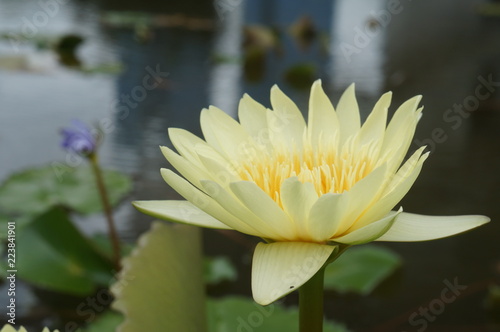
[299,266,325,332]
[89,153,121,271]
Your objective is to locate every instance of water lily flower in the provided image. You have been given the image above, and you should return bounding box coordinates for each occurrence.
[60,119,97,156]
[133,80,489,306]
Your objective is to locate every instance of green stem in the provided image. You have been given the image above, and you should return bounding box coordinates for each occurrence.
[299,266,325,332]
[89,153,121,271]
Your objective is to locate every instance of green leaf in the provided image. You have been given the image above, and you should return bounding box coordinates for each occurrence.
[207,297,349,332]
[111,222,207,332]
[324,245,401,295]
[204,256,237,285]
[0,165,132,216]
[16,207,114,295]
[81,310,124,332]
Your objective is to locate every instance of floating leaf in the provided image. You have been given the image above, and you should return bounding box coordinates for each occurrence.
[81,310,124,332]
[111,222,206,332]
[204,256,237,285]
[0,165,132,216]
[207,297,349,332]
[16,207,114,295]
[324,245,401,295]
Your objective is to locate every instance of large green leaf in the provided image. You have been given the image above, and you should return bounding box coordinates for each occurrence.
[0,165,132,216]
[81,311,124,332]
[16,207,114,295]
[111,222,206,332]
[324,245,401,295]
[207,297,349,332]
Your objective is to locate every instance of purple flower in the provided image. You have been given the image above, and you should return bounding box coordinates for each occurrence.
[60,120,97,156]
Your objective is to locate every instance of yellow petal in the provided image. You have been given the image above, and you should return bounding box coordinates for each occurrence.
[334,208,402,245]
[308,192,347,242]
[238,93,272,150]
[375,213,490,242]
[268,85,306,150]
[336,83,360,145]
[200,106,254,161]
[201,180,286,240]
[252,242,335,305]
[356,91,391,148]
[279,177,319,238]
[133,200,232,229]
[307,80,339,144]
[230,181,296,240]
[161,169,264,237]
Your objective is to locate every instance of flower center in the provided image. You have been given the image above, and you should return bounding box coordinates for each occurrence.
[237,140,377,204]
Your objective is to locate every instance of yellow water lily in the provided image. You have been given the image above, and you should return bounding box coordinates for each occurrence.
[134,80,489,305]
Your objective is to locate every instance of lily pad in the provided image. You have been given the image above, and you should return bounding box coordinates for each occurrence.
[81,310,124,332]
[207,297,349,332]
[324,245,401,295]
[16,207,114,295]
[111,222,206,332]
[0,165,132,217]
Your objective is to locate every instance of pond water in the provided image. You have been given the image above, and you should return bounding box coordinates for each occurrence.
[0,0,499,330]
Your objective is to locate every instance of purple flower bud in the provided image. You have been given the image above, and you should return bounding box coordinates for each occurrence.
[60,120,97,156]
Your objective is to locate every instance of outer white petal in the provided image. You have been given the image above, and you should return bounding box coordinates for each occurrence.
[336,83,361,145]
[280,177,319,238]
[375,212,490,242]
[161,169,265,237]
[308,192,347,242]
[168,128,207,164]
[160,146,212,189]
[268,85,307,150]
[334,209,402,245]
[230,181,296,240]
[355,148,428,227]
[201,180,286,240]
[132,200,232,229]
[200,106,255,161]
[252,242,335,305]
[307,80,339,144]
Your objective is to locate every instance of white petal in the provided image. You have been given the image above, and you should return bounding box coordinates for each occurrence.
[355,149,428,227]
[375,212,490,242]
[200,106,255,161]
[238,94,272,150]
[268,85,306,150]
[336,84,360,145]
[132,200,232,229]
[160,146,211,189]
[334,209,402,245]
[168,128,207,164]
[279,177,319,238]
[307,80,339,144]
[308,192,348,242]
[161,169,265,237]
[252,242,335,305]
[230,181,296,240]
[201,180,286,240]
[356,91,391,148]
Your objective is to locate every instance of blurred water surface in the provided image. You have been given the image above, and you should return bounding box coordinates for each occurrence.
[0,0,499,330]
